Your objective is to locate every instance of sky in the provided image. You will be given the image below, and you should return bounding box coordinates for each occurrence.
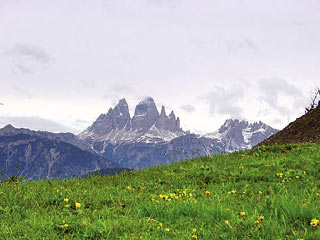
[0,0,320,134]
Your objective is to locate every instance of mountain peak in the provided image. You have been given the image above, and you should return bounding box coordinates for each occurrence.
[160,106,166,116]
[132,97,159,130]
[139,97,155,105]
[4,124,15,130]
[80,97,184,142]
[117,98,128,107]
[0,124,18,135]
[81,98,131,138]
[207,118,278,151]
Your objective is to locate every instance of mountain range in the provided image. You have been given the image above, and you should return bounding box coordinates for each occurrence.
[0,97,278,179]
[0,125,124,180]
[78,97,278,169]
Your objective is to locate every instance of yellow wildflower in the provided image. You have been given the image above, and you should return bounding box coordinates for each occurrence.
[192,235,197,239]
[127,186,132,190]
[276,173,283,178]
[165,228,170,232]
[296,176,300,179]
[231,190,236,194]
[192,228,197,233]
[65,204,70,208]
[205,190,211,196]
[240,211,246,216]
[239,166,245,170]
[159,223,163,227]
[258,216,264,222]
[159,194,168,200]
[64,198,69,203]
[75,202,81,209]
[258,191,263,194]
[310,218,319,227]
[225,220,230,225]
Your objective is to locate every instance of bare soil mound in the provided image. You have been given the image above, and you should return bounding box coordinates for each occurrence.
[260,105,320,146]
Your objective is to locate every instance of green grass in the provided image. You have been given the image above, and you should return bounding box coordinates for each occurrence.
[1,143,320,239]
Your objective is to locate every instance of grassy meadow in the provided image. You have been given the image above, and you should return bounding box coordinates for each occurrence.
[0,143,320,239]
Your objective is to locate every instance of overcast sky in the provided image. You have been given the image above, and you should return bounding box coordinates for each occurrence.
[0,0,319,134]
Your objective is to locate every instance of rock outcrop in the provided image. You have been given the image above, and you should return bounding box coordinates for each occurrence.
[79,97,183,144]
[131,97,160,130]
[84,98,131,138]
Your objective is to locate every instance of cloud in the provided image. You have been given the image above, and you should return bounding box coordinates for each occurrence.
[203,86,244,118]
[256,78,307,122]
[258,78,304,109]
[102,84,140,103]
[0,116,78,133]
[4,43,52,74]
[180,104,195,112]
[227,39,259,52]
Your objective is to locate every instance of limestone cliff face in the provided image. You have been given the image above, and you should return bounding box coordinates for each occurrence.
[131,97,159,130]
[155,106,181,131]
[84,98,131,138]
[79,97,183,144]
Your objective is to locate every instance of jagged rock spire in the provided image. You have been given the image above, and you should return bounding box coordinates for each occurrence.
[80,97,183,140]
[84,98,131,137]
[132,97,159,130]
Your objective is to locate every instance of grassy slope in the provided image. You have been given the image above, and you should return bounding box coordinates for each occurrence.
[0,143,320,240]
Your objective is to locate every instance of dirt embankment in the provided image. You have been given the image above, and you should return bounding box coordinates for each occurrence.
[260,105,320,146]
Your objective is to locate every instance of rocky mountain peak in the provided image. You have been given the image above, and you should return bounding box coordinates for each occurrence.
[139,96,156,105]
[169,110,175,119]
[218,119,248,133]
[205,118,278,152]
[160,106,166,116]
[118,98,128,107]
[131,97,159,130]
[81,98,131,138]
[79,97,184,143]
[4,124,15,129]
[1,124,15,131]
